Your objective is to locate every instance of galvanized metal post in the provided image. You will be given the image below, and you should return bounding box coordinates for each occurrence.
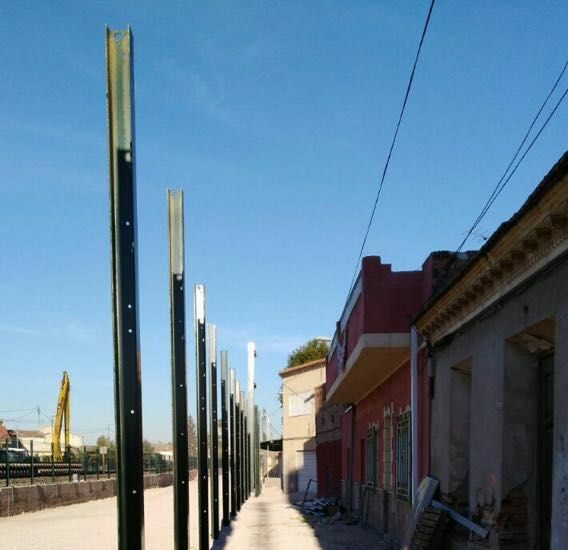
[168,190,189,550]
[194,285,209,550]
[83,445,87,481]
[208,325,220,539]
[106,26,145,550]
[220,351,230,526]
[229,369,237,518]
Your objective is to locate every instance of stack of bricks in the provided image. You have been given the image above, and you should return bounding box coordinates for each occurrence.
[497,487,529,549]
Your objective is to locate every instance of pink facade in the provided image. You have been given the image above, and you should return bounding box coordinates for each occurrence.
[319,253,451,540]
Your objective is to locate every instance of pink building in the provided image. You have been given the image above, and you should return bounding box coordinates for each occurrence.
[321,253,468,542]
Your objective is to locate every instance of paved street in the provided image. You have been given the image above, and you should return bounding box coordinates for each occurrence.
[0,478,382,550]
[213,479,321,550]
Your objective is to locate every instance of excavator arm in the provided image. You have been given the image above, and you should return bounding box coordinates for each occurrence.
[53,372,70,461]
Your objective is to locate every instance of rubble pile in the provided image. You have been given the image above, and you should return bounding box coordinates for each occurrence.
[293,496,342,519]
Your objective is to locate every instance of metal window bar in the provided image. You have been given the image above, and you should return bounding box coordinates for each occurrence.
[396,413,411,499]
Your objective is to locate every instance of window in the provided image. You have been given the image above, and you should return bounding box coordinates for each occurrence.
[383,414,392,490]
[288,392,313,417]
[365,427,377,485]
[396,412,411,499]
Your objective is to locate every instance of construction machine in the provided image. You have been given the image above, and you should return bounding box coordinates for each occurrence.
[53,371,70,461]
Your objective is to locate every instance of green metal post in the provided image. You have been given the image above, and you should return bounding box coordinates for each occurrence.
[30,440,34,485]
[107,450,111,479]
[51,442,55,483]
[68,445,72,482]
[96,450,100,480]
[5,440,9,486]
[107,26,145,550]
[83,446,87,481]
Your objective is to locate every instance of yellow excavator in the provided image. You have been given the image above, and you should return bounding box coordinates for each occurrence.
[53,371,70,461]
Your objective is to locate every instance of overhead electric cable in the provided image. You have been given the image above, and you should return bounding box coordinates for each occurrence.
[347,0,436,294]
[455,59,568,255]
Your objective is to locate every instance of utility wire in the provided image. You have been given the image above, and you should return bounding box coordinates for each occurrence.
[348,0,436,294]
[454,60,568,255]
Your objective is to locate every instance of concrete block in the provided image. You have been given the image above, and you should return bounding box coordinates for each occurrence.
[76,481,91,501]
[38,484,59,509]
[101,479,116,498]
[13,485,39,513]
[58,482,78,504]
[0,487,14,517]
[89,480,103,500]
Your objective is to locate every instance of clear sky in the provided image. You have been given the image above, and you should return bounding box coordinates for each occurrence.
[0,2,566,444]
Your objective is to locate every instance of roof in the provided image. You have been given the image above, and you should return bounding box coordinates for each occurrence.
[278,357,326,378]
[415,151,568,325]
[17,430,45,438]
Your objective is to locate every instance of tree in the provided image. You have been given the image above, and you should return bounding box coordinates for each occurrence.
[142,440,155,454]
[187,414,197,458]
[287,338,329,369]
[96,435,110,448]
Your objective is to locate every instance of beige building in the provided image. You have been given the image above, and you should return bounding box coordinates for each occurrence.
[17,426,85,457]
[279,358,325,495]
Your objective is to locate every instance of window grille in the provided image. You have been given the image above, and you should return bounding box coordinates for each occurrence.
[396,412,411,499]
[383,414,392,489]
[365,427,377,485]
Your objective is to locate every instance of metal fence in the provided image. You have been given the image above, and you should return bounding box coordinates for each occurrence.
[1,441,172,487]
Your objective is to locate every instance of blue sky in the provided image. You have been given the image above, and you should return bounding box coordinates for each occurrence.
[0,2,566,444]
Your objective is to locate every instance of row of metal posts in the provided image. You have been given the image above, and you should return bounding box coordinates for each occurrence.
[106,27,262,550]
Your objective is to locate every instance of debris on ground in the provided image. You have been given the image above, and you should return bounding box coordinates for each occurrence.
[292,496,343,518]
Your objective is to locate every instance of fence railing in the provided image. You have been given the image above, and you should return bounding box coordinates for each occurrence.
[1,441,173,487]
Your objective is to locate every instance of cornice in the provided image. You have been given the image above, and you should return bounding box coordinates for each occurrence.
[417,178,568,343]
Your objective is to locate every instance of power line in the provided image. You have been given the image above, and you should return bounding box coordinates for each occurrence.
[348,0,436,294]
[0,407,37,414]
[455,59,568,255]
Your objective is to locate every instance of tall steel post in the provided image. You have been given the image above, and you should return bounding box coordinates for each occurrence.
[220,352,230,526]
[229,370,237,517]
[245,416,250,498]
[240,390,246,502]
[235,382,241,511]
[168,190,189,550]
[247,343,256,494]
[208,325,220,539]
[254,406,260,497]
[106,27,145,550]
[194,285,208,550]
